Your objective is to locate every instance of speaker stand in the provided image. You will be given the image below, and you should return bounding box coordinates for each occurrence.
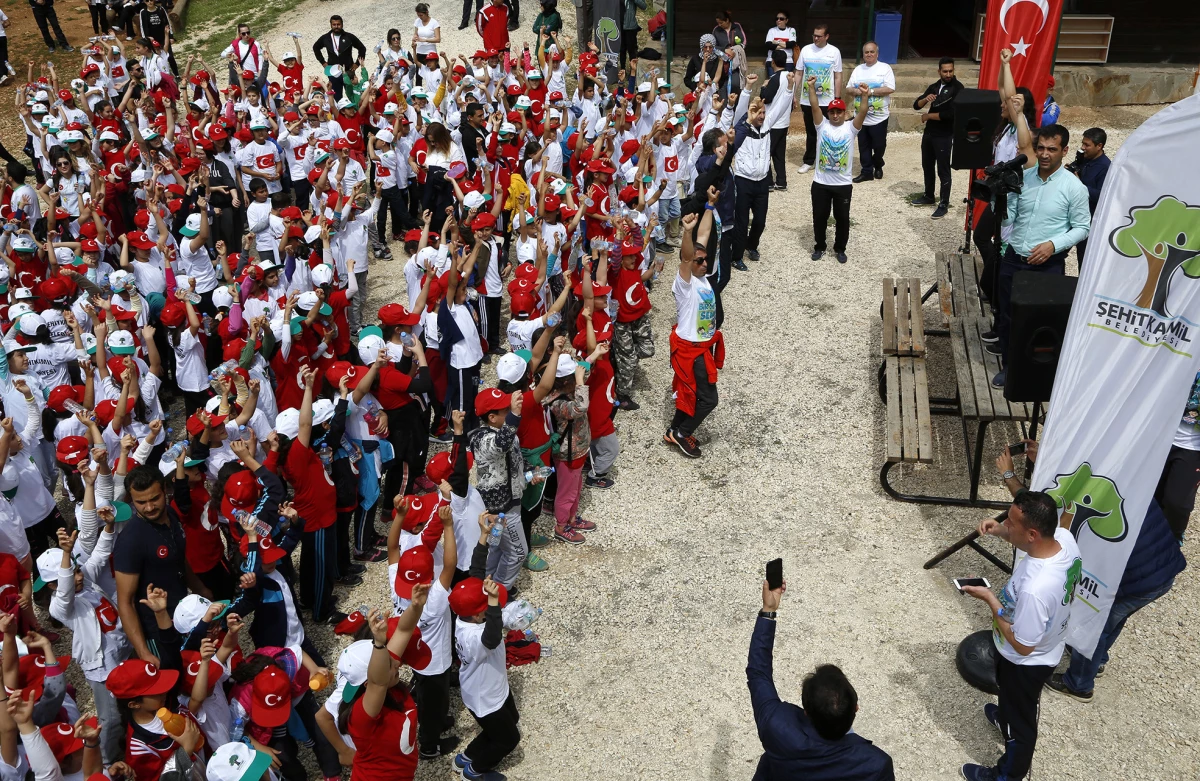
[960,169,979,254]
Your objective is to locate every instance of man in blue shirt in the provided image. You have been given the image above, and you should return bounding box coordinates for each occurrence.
[1072,127,1111,267]
[747,578,895,780]
[986,124,1090,387]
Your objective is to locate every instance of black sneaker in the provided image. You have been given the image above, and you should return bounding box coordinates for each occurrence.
[852,172,873,183]
[746,249,760,262]
[984,341,1003,356]
[336,574,364,587]
[353,547,387,563]
[980,330,999,343]
[323,610,349,626]
[811,250,825,261]
[61,45,75,52]
[47,45,56,53]
[420,735,460,759]
[911,194,936,206]
[733,260,749,271]
[874,169,884,179]
[616,396,640,411]
[457,21,470,29]
[584,474,614,489]
[344,562,366,576]
[655,241,675,254]
[664,428,702,458]
[836,252,848,264]
[1045,673,1093,702]
[932,204,949,219]
[773,185,786,192]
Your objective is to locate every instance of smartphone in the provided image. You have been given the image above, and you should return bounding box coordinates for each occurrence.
[1008,441,1026,456]
[765,558,783,591]
[953,577,990,592]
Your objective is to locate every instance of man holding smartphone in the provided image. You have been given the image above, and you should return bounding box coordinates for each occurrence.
[959,492,1082,781]
[747,572,895,779]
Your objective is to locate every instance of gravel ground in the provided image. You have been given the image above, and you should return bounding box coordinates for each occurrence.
[172,5,1200,778]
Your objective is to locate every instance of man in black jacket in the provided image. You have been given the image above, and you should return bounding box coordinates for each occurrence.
[312,15,365,101]
[460,103,488,178]
[910,58,961,219]
[29,0,74,53]
[748,577,895,780]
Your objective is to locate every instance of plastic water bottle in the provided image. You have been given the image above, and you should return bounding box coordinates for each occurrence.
[229,424,247,442]
[521,628,537,642]
[341,435,362,464]
[182,290,202,304]
[355,603,370,617]
[399,331,415,347]
[488,513,505,547]
[524,465,554,482]
[209,359,237,382]
[202,314,214,333]
[546,312,561,328]
[362,400,380,431]
[318,444,333,466]
[230,715,245,742]
[233,509,273,539]
[163,441,187,462]
[63,399,87,414]
[466,288,479,302]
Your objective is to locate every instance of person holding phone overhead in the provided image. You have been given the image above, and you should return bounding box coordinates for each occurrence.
[747,572,895,779]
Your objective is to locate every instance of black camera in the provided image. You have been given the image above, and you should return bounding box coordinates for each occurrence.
[972,154,1027,202]
[1064,149,1086,174]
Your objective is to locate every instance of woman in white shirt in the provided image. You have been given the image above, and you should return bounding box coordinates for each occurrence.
[412,5,441,58]
[764,11,798,75]
[421,122,464,230]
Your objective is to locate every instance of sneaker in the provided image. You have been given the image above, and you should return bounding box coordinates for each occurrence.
[554,524,586,545]
[836,252,848,264]
[572,516,597,531]
[353,547,387,563]
[380,248,393,260]
[414,475,438,493]
[960,764,998,781]
[798,164,813,174]
[911,194,936,206]
[1045,673,1093,702]
[457,22,471,30]
[991,369,1006,388]
[666,428,702,458]
[542,498,555,515]
[980,330,999,343]
[61,45,75,52]
[429,430,453,444]
[524,551,550,572]
[984,341,1003,356]
[875,169,884,179]
[811,250,825,261]
[746,249,760,262]
[335,574,364,587]
[323,610,349,626]
[344,562,366,576]
[983,703,1002,735]
[455,754,506,781]
[773,185,787,192]
[616,396,640,411]
[655,241,674,254]
[931,204,949,219]
[530,533,551,548]
[585,475,614,489]
[1096,663,1106,678]
[852,172,873,183]
[47,46,56,53]
[733,259,749,271]
[420,735,460,759]
[0,75,9,87]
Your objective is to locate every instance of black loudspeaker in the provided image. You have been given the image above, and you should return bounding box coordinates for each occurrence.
[951,89,1002,170]
[1004,271,1078,402]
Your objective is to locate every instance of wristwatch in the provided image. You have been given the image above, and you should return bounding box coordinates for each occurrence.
[758,610,777,620]
[1002,470,1017,480]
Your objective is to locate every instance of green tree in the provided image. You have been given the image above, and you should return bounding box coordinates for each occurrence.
[1111,196,1200,314]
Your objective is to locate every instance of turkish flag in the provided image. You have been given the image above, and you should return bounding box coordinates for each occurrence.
[977,0,1063,124]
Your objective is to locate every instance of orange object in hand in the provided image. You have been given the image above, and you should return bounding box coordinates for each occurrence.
[157,708,206,751]
[309,672,329,691]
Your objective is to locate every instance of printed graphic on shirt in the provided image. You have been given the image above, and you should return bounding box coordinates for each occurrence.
[696,286,716,340]
[818,133,851,175]
[852,79,887,114]
[804,60,834,96]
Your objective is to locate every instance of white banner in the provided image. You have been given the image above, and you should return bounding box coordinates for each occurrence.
[1029,95,1200,658]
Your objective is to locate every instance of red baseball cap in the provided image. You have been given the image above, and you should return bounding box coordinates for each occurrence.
[471,213,497,231]
[39,722,84,762]
[399,494,439,533]
[127,232,156,250]
[324,360,364,389]
[47,385,84,414]
[221,470,262,519]
[159,300,187,328]
[378,303,420,327]
[397,624,432,670]
[828,98,847,111]
[55,435,90,466]
[393,546,434,599]
[543,194,561,211]
[474,387,511,417]
[105,660,178,700]
[448,576,508,617]
[238,531,288,563]
[510,293,535,315]
[333,610,366,636]
[94,398,135,428]
[180,651,223,696]
[425,448,472,484]
[251,667,292,727]
[186,412,226,436]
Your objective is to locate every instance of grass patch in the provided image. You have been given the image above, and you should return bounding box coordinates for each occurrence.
[177,0,297,65]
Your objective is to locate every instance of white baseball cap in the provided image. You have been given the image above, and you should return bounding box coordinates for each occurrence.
[180,213,202,236]
[357,333,384,365]
[304,225,323,244]
[54,247,76,264]
[310,264,334,287]
[275,408,301,439]
[499,122,517,135]
[7,303,33,321]
[173,593,218,634]
[212,287,235,310]
[463,191,486,210]
[207,742,274,781]
[514,95,532,110]
[637,81,652,93]
[496,353,528,384]
[99,130,121,142]
[18,313,46,336]
[311,398,336,426]
[375,128,394,144]
[282,51,297,61]
[336,96,353,110]
[107,330,137,355]
[556,353,577,377]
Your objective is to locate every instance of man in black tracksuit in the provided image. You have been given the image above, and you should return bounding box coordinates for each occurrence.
[29,0,73,53]
[910,58,962,220]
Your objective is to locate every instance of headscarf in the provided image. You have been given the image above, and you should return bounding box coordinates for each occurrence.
[699,34,717,61]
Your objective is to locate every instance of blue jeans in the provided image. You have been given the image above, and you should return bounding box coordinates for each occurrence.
[657,193,681,230]
[1063,577,1176,693]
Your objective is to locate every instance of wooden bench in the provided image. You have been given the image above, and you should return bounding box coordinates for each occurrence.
[882,279,933,464]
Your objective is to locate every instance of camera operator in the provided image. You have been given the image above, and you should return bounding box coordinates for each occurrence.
[747,577,895,780]
[989,124,1090,388]
[1066,127,1110,267]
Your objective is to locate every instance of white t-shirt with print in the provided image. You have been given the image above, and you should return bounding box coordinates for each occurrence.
[673,272,716,343]
[798,43,843,107]
[994,526,1082,666]
[813,120,859,188]
[765,26,798,64]
[416,581,453,675]
[846,61,896,126]
[172,328,208,392]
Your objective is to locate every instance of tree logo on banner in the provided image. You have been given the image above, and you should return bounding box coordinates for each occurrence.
[1110,195,1200,317]
[596,16,620,70]
[1045,463,1128,543]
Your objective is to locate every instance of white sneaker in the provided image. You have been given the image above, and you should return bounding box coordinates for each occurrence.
[798,164,813,174]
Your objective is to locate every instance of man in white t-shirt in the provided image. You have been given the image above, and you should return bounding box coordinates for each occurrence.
[845,41,895,182]
[960,491,1082,781]
[796,24,842,174]
[665,202,719,460]
[807,78,868,264]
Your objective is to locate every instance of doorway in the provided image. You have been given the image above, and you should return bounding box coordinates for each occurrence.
[908,0,977,57]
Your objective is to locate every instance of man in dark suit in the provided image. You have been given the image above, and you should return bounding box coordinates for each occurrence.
[748,578,895,781]
[312,15,366,101]
[910,57,963,220]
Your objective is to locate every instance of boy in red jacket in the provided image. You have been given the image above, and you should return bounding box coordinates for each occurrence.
[476,0,510,54]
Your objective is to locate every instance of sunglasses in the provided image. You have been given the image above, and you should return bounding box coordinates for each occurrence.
[776,16,787,21]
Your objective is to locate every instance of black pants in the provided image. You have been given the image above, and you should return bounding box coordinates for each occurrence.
[465,693,520,771]
[671,355,718,437]
[801,104,830,166]
[811,182,852,254]
[0,36,9,71]
[335,508,353,577]
[706,227,734,330]
[299,525,338,621]
[619,28,639,69]
[995,246,1067,357]
[89,3,107,34]
[768,128,789,188]
[921,133,953,205]
[482,295,501,354]
[1155,444,1200,540]
[993,655,1054,781]
[413,668,452,754]
[973,204,1001,304]
[460,0,485,26]
[731,176,768,263]
[32,5,71,48]
[292,179,313,213]
[857,121,888,176]
[1075,237,1089,269]
[377,186,411,241]
[25,507,65,562]
[116,3,137,37]
[446,362,481,433]
[295,690,342,777]
[181,389,210,419]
